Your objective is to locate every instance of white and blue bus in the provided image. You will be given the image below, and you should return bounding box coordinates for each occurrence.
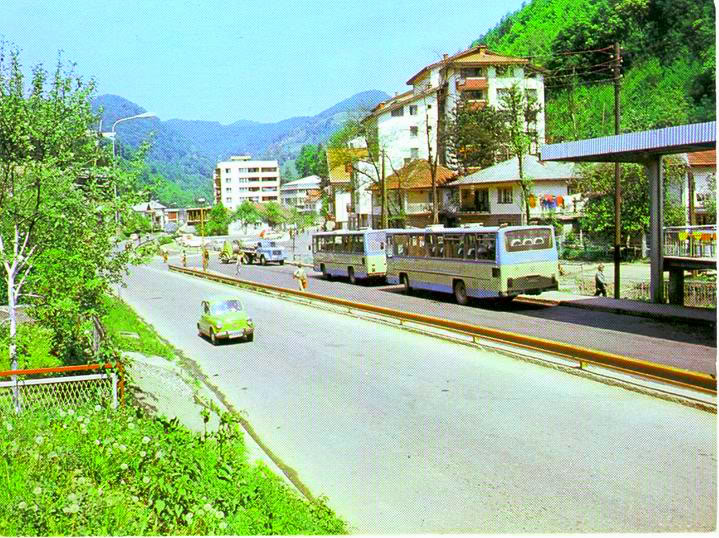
[312,229,389,283]
[385,225,559,304]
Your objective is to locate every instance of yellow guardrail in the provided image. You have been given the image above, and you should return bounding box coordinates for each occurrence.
[169,264,717,395]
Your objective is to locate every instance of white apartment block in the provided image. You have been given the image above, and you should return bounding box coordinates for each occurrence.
[280,175,321,212]
[213,155,280,211]
[371,45,546,173]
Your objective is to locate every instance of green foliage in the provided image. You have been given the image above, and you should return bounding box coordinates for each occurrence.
[577,157,687,241]
[0,323,58,371]
[102,295,176,360]
[700,173,716,223]
[261,202,286,228]
[204,203,230,236]
[122,212,153,236]
[0,46,148,366]
[444,98,511,172]
[0,401,348,535]
[475,0,715,139]
[231,201,262,232]
[295,144,329,180]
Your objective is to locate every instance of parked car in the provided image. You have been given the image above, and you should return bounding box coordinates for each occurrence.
[197,296,254,344]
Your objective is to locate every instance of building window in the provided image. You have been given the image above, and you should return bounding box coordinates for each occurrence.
[248,167,259,173]
[498,187,513,204]
[410,148,419,160]
[225,197,232,203]
[461,67,485,78]
[261,167,277,172]
[495,66,511,78]
[226,187,232,193]
[224,168,231,173]
[465,90,484,100]
[410,126,418,137]
[391,106,404,117]
[409,105,418,115]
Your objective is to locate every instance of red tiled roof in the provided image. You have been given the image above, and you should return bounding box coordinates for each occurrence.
[688,150,716,166]
[370,159,457,191]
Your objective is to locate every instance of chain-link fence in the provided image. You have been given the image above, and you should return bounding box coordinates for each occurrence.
[0,364,122,415]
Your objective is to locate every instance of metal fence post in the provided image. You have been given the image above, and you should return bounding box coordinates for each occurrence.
[12,374,20,414]
[111,373,118,409]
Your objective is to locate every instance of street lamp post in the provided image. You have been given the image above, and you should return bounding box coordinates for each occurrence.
[99,112,157,226]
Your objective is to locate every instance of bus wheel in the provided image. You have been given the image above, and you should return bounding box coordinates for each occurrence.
[454,280,469,306]
[401,274,411,293]
[260,255,267,266]
[348,267,356,285]
[322,265,331,280]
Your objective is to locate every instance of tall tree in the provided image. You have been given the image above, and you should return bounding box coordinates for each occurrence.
[499,82,541,224]
[231,200,262,233]
[0,47,144,372]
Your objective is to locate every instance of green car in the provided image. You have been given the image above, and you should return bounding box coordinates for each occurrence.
[197,296,255,345]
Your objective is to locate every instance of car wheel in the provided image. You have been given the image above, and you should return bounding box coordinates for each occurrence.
[246,333,254,342]
[210,328,218,346]
[260,255,267,266]
[348,267,356,285]
[454,280,469,306]
[401,274,411,293]
[279,260,284,265]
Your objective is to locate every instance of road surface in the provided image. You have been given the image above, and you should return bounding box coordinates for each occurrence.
[117,263,716,533]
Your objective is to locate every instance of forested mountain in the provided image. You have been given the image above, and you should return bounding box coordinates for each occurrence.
[473,0,715,142]
[92,90,388,206]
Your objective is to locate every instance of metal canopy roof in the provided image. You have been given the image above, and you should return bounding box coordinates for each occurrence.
[540,121,716,163]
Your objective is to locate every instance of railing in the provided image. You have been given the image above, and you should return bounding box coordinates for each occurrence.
[664,225,717,259]
[0,362,123,414]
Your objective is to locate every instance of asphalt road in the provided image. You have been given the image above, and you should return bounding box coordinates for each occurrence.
[117,263,716,533]
[172,253,717,376]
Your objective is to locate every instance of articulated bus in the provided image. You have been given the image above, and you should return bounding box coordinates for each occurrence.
[312,229,389,283]
[385,225,559,304]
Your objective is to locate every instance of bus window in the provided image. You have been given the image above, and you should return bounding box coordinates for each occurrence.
[435,234,444,258]
[425,234,434,257]
[444,235,463,259]
[334,235,343,252]
[465,234,477,260]
[505,229,552,252]
[365,232,386,254]
[417,235,427,257]
[477,233,496,260]
[393,235,408,256]
[354,235,364,254]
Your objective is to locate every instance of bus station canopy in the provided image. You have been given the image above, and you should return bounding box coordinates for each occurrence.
[540,122,716,163]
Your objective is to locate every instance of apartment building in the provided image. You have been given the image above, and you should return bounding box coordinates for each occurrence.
[280,175,321,212]
[370,44,546,172]
[213,155,280,211]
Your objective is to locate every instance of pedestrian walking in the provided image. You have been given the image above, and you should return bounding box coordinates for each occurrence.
[293,265,308,292]
[161,249,168,263]
[235,253,243,277]
[202,248,209,272]
[182,249,187,268]
[594,263,607,297]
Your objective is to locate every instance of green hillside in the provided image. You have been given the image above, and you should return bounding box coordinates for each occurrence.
[474,0,715,141]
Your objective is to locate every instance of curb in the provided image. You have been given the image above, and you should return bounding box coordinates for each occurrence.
[555,299,716,327]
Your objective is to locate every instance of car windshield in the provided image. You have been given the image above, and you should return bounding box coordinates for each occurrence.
[210,300,244,315]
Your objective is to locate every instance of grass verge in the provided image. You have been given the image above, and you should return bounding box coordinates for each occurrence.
[0,401,348,535]
[103,295,176,360]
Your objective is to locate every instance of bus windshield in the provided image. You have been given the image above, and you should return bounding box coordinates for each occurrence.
[504,229,553,252]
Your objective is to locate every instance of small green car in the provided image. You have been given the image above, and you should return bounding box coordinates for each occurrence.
[197,296,255,345]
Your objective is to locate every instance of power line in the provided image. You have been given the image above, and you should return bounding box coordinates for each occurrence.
[544,77,616,90]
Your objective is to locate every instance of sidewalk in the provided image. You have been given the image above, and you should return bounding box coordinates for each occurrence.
[522,291,717,326]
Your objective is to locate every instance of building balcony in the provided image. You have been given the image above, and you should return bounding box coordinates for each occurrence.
[456,78,488,92]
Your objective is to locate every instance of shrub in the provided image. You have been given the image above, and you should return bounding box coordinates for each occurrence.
[0,402,348,535]
[0,323,60,371]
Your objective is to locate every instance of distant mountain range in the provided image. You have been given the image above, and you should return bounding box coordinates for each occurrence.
[91,90,389,203]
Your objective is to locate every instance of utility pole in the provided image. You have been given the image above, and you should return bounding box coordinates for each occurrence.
[381,150,388,229]
[613,42,622,299]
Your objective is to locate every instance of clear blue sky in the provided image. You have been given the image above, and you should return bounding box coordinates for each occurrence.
[4,0,526,124]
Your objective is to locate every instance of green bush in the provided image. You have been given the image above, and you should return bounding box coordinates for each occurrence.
[0,402,348,535]
[157,235,173,246]
[0,323,60,371]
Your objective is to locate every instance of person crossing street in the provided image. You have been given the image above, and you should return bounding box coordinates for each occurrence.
[293,265,308,291]
[235,252,243,277]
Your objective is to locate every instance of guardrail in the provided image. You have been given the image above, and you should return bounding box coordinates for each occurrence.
[664,225,717,259]
[169,264,716,396]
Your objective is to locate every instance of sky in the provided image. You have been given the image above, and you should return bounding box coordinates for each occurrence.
[4,0,527,124]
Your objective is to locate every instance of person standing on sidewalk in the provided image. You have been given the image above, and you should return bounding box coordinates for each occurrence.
[594,263,607,297]
[202,247,209,272]
[182,249,187,268]
[293,265,308,291]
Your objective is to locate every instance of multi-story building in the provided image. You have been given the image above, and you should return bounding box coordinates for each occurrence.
[280,175,322,212]
[213,155,280,211]
[369,44,546,172]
